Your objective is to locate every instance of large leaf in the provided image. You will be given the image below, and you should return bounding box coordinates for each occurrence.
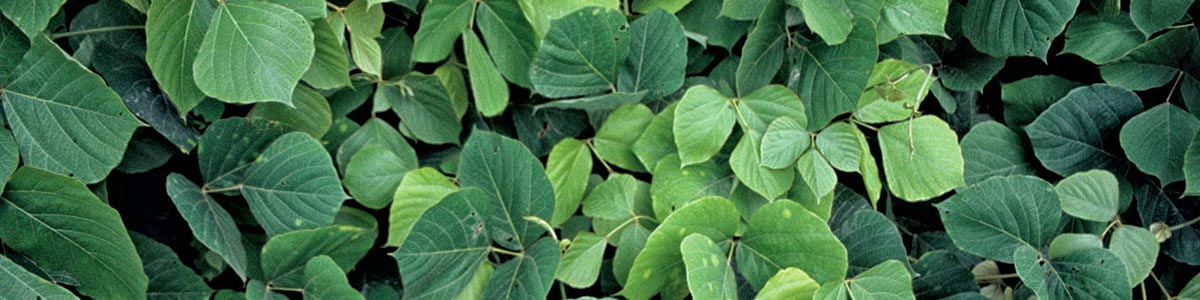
[0,0,66,37]
[877,0,950,43]
[813,260,915,300]
[1055,170,1119,222]
[1027,84,1143,176]
[0,254,79,300]
[463,30,509,117]
[387,73,462,145]
[394,188,491,300]
[411,0,472,62]
[673,86,736,166]
[91,43,201,153]
[385,167,459,247]
[650,155,735,219]
[0,167,147,300]
[261,220,376,289]
[1060,12,1144,64]
[546,138,592,226]
[796,0,854,45]
[242,132,349,236]
[878,116,964,201]
[737,199,848,288]
[2,36,141,184]
[343,145,412,209]
[484,237,560,300]
[0,16,28,80]
[791,19,878,130]
[302,18,351,89]
[1108,226,1158,287]
[833,210,909,276]
[193,0,314,104]
[475,0,537,88]
[529,7,628,98]
[335,118,418,175]
[622,197,740,300]
[145,0,216,114]
[1013,245,1131,300]
[131,233,212,300]
[1099,28,1200,91]
[999,75,1083,127]
[1120,103,1200,185]
[736,0,787,95]
[197,118,287,189]
[681,234,737,300]
[459,130,555,250]
[961,0,1080,60]
[936,175,1061,263]
[961,121,1034,185]
[620,10,687,99]
[303,256,364,300]
[1130,0,1195,36]
[165,173,248,280]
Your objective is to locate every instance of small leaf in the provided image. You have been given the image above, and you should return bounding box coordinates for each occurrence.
[344,0,384,77]
[463,30,510,117]
[650,155,734,220]
[1120,103,1200,185]
[937,175,1061,263]
[736,0,787,95]
[681,234,737,300]
[475,0,537,87]
[336,118,418,175]
[386,167,459,247]
[673,86,736,166]
[879,116,964,201]
[594,104,655,172]
[193,0,314,104]
[302,19,352,89]
[556,233,607,288]
[854,59,932,123]
[166,173,248,280]
[816,122,862,172]
[877,0,949,43]
[795,0,853,45]
[760,117,811,169]
[1055,170,1119,222]
[1108,226,1159,287]
[632,103,678,171]
[387,73,462,145]
[145,0,215,114]
[303,256,364,300]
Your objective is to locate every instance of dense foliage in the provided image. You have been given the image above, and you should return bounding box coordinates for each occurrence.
[1,0,1199,299]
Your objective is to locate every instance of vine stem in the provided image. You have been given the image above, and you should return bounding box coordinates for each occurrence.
[49,25,144,39]
[585,139,616,174]
[604,215,652,240]
[202,184,243,194]
[489,246,524,257]
[1164,71,1184,104]
[1170,215,1200,231]
[974,273,1019,282]
[1150,272,1172,299]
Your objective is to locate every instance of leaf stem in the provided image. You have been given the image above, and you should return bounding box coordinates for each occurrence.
[49,25,145,39]
[604,215,651,240]
[202,184,243,194]
[974,273,1019,282]
[1150,272,1172,299]
[585,139,616,174]
[1170,215,1200,231]
[848,117,879,132]
[489,246,524,257]
[1164,71,1185,104]
[1099,218,1122,240]
[523,216,559,242]
[269,286,304,293]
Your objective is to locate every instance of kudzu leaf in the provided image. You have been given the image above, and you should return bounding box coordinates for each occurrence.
[1013,245,1131,300]
[879,116,964,201]
[1120,103,1200,185]
[1187,132,1200,195]
[738,199,848,288]
[395,188,491,300]
[145,0,216,114]
[833,210,909,276]
[460,130,555,250]
[198,118,288,189]
[92,43,201,153]
[937,46,1004,93]
[650,155,734,219]
[813,260,914,300]
[303,256,364,300]
[720,0,767,20]
[634,0,692,13]
[877,0,949,43]
[582,174,647,221]
[796,148,836,199]
[0,129,16,193]
[961,121,1035,185]
[1180,273,1200,300]
[1108,226,1159,287]
[1060,12,1144,64]
[380,27,414,79]
[484,237,560,300]
[735,85,807,136]
[411,0,471,62]
[166,173,249,280]
[0,0,66,37]
[760,117,810,169]
[791,19,877,130]
[475,0,537,88]
[0,167,147,300]
[131,233,212,300]
[262,210,377,289]
[736,0,786,95]
[250,86,333,138]
[520,0,620,37]
[2,36,141,184]
[387,73,462,145]
[731,131,794,200]
[961,0,1079,61]
[620,10,687,99]
[623,197,739,300]
[911,251,977,299]
[69,0,144,66]
[556,233,607,289]
[678,0,751,49]
[937,175,1061,263]
[1100,28,1200,91]
[0,16,28,80]
[533,91,648,112]
[263,0,324,20]
[1056,170,1119,222]
[456,263,494,300]
[336,118,418,175]
[242,132,349,236]
[632,103,678,171]
[1047,234,1103,259]
[1134,181,1200,265]
[613,223,653,287]
[754,268,819,300]
[0,254,78,300]
[681,234,737,300]
[433,64,470,118]
[594,104,655,172]
[246,280,286,300]
[193,0,314,105]
[303,19,353,89]
[344,0,384,76]
[1027,84,1143,176]
[854,59,932,123]
[463,30,509,117]
[344,145,413,209]
[530,6,628,98]
[816,122,861,172]
[386,167,458,247]
[673,86,736,166]
[1130,0,1195,36]
[795,0,854,45]
[999,75,1082,127]
[546,139,592,226]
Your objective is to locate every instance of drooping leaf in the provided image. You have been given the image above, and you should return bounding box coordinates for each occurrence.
[0,167,147,300]
[737,199,849,288]
[302,19,352,89]
[620,10,687,99]
[594,104,655,172]
[673,86,736,166]
[556,232,607,288]
[145,0,216,114]
[1100,28,1200,91]
[459,130,555,250]
[937,175,1061,263]
[344,145,413,209]
[529,6,629,98]
[736,0,786,95]
[484,237,560,300]
[411,0,471,63]
[394,188,491,300]
[1055,170,1119,222]
[131,233,212,300]
[0,0,66,37]
[1120,103,1200,185]
[242,132,349,236]
[1013,245,1131,300]
[463,30,509,117]
[1028,84,1143,176]
[681,234,737,300]
[165,173,248,280]
[623,197,740,300]
[193,0,314,104]
[961,121,1035,185]
[961,0,1080,60]
[878,116,964,202]
[2,36,141,184]
[1108,226,1159,287]
[303,256,364,300]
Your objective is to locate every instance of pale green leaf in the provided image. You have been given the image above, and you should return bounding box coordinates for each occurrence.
[1108,226,1159,287]
[582,174,647,221]
[792,19,877,130]
[879,116,964,201]
[386,167,459,247]
[556,233,606,288]
[1120,103,1200,185]
[344,0,383,76]
[0,0,66,37]
[476,0,537,88]
[623,197,740,300]
[854,59,932,123]
[1061,12,1145,64]
[518,0,620,37]
[736,0,787,95]
[634,0,693,13]
[737,199,848,288]
[0,254,79,300]
[877,0,949,43]
[650,155,735,219]
[251,86,333,138]
[194,0,314,104]
[145,0,216,114]
[673,86,736,166]
[594,104,655,172]
[454,263,494,300]
[263,0,324,20]
[754,268,819,300]
[796,0,853,45]
[484,237,560,300]
[411,0,471,62]
[1056,170,1119,222]
[546,138,592,226]
[796,150,836,199]
[731,132,795,200]
[632,103,678,171]
[336,118,418,175]
[814,260,914,300]
[463,30,510,117]
[681,234,737,300]
[303,256,364,300]
[816,122,861,172]
[760,117,811,169]
[302,19,352,89]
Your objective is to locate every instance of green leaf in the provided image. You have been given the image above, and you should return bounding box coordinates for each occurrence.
[2,36,141,184]
[681,234,737,300]
[961,0,1079,60]
[797,146,837,199]
[302,19,352,89]
[165,173,248,280]
[1186,132,1200,195]
[251,86,333,138]
[263,0,324,20]
[1013,245,1131,300]
[595,104,654,172]
[634,0,692,13]
[455,263,494,300]
[395,188,491,300]
[247,280,286,300]
[1027,84,1144,176]
[0,254,79,300]
[463,30,510,117]
[999,75,1083,127]
[814,260,915,300]
[854,59,932,123]
[386,167,458,247]
[833,210,909,276]
[1055,170,1119,222]
[1047,233,1102,259]
[738,199,848,288]
[911,251,977,299]
[0,0,66,37]
[0,167,147,300]
[1108,226,1158,287]
[1060,12,1145,64]
[678,0,752,49]
[754,268,819,300]
[623,197,740,300]
[1180,273,1200,300]
[936,175,1060,263]
[484,237,560,300]
[344,145,412,209]
[0,131,18,194]
[198,118,288,189]
[792,19,878,130]
[632,103,678,171]
[816,122,862,172]
[1121,103,1200,185]
[1100,28,1200,91]
[879,116,964,201]
[796,0,854,45]
[556,233,607,288]
[961,121,1035,185]
[388,73,462,145]
[344,0,384,76]
[460,130,555,250]
[0,16,29,80]
[242,132,349,236]
[518,0,620,37]
[145,0,215,114]
[735,85,807,136]
[937,46,1004,92]
[674,86,736,166]
[530,7,628,98]
[303,256,364,300]
[131,233,212,300]
[720,0,767,20]
[582,174,648,220]
[411,0,471,62]
[380,27,414,79]
[476,0,537,88]
[90,43,201,153]
[760,117,811,169]
[434,64,470,118]
[736,0,787,95]
[546,138,592,226]
[650,155,735,219]
[877,0,949,43]
[1130,0,1195,36]
[620,10,687,99]
[261,221,376,289]
[194,0,314,104]
[336,118,418,175]
[731,131,795,200]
